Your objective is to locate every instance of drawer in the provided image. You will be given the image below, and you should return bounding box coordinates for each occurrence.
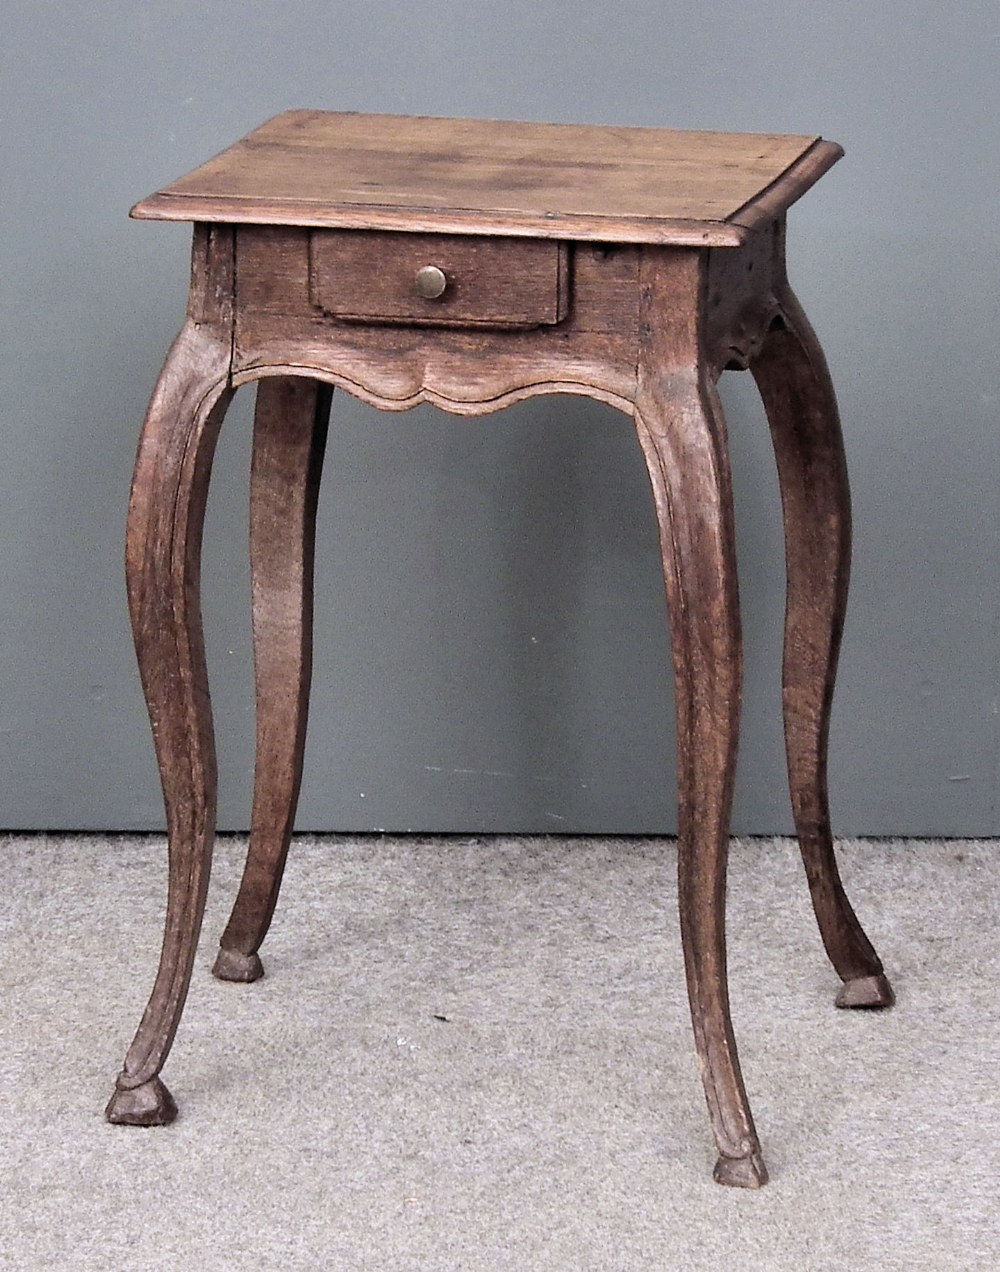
[309,230,569,329]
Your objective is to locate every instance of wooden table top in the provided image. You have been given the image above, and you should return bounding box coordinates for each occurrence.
[132,110,842,248]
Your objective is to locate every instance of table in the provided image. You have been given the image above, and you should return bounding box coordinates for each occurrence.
[105,111,893,1187]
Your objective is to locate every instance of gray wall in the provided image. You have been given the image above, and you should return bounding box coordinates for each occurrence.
[2,2,998,835]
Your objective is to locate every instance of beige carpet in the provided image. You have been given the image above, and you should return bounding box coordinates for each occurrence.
[1,834,997,1270]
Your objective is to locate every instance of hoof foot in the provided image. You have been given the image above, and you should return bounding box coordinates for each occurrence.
[713,1149,769,1189]
[835,972,894,1009]
[212,947,264,982]
[105,1076,177,1126]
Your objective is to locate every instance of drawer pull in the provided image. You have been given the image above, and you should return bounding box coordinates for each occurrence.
[414,264,448,299]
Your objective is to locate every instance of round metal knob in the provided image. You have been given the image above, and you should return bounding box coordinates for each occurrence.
[414,264,448,300]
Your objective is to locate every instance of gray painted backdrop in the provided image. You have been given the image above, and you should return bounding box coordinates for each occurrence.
[2,2,998,834]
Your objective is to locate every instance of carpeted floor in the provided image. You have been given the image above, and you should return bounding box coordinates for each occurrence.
[1,834,997,1270]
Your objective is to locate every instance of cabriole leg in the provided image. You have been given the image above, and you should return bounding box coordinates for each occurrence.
[213,376,332,983]
[106,321,233,1125]
[636,367,767,1189]
[751,288,893,1010]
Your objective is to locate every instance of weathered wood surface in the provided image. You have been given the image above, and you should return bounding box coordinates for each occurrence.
[186,223,235,326]
[213,377,332,983]
[751,286,893,1010]
[131,110,841,247]
[635,247,765,1188]
[110,115,890,1187]
[234,227,639,412]
[704,220,784,372]
[310,230,568,328]
[106,317,233,1127]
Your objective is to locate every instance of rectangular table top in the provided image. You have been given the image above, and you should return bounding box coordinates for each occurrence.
[132,110,842,247]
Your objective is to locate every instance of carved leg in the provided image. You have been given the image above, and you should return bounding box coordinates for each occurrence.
[107,322,233,1125]
[635,370,766,1189]
[212,377,332,983]
[751,289,892,1010]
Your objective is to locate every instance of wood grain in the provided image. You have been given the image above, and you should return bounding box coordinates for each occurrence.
[237,227,635,330]
[232,326,638,417]
[131,110,840,247]
[310,230,568,328]
[234,228,639,413]
[634,247,766,1188]
[751,287,893,1010]
[111,112,890,1188]
[106,318,233,1126]
[704,221,784,372]
[213,377,332,983]
[187,223,235,326]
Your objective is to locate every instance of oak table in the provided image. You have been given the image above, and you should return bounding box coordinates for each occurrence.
[106,111,894,1188]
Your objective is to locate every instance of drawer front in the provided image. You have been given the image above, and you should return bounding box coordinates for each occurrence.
[309,230,568,329]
